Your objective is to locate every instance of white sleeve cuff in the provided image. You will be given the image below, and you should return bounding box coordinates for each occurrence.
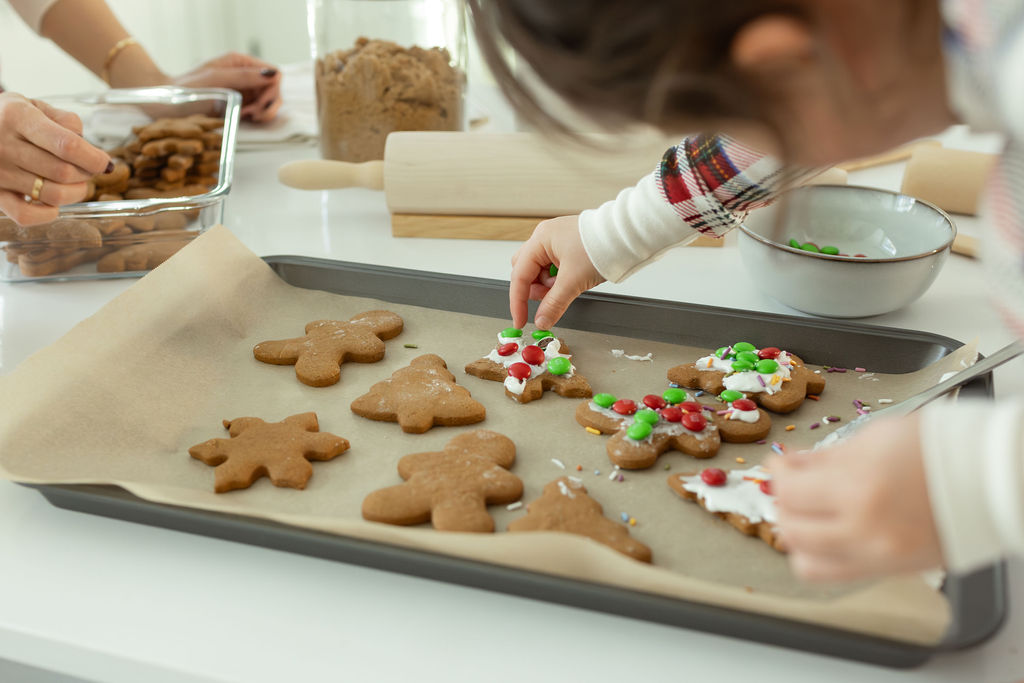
[7,0,60,34]
[578,172,704,284]
[921,398,1024,573]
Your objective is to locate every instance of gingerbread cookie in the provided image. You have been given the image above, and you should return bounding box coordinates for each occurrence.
[362,430,522,532]
[351,354,486,433]
[464,327,592,404]
[188,412,349,493]
[575,388,722,469]
[703,391,772,443]
[667,343,825,414]
[96,239,192,272]
[254,311,404,387]
[508,477,652,562]
[668,465,783,551]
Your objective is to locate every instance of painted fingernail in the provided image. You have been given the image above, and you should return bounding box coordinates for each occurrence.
[104,161,114,174]
[260,68,277,77]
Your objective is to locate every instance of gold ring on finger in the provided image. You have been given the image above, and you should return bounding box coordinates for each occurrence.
[29,176,44,202]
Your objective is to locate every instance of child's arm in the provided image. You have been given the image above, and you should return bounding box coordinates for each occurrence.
[769,399,1024,581]
[510,133,811,328]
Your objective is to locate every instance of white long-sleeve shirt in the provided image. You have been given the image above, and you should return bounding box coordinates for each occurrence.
[576,1,1024,575]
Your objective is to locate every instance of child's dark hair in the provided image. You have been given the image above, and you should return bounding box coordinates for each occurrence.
[467,0,803,134]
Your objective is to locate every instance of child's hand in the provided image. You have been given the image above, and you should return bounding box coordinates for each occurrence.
[509,215,605,329]
[768,413,943,581]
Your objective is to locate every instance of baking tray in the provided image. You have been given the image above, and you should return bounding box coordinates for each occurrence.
[26,256,1006,668]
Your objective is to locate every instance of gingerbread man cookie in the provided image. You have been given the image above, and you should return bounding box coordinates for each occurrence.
[464,327,592,404]
[253,311,404,387]
[508,477,652,562]
[575,389,722,469]
[667,342,825,414]
[188,412,349,493]
[362,430,523,532]
[350,354,486,433]
[668,465,783,551]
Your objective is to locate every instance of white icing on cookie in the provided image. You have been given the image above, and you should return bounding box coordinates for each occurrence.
[487,333,574,396]
[725,404,761,423]
[695,353,735,373]
[586,401,715,441]
[721,351,794,396]
[678,466,777,524]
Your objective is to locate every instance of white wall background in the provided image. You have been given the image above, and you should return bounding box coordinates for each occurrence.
[0,0,490,98]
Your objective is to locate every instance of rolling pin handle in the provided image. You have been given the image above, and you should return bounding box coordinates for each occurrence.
[277,159,385,191]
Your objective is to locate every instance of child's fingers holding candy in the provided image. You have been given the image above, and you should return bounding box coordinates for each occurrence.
[509,215,605,329]
[769,413,944,582]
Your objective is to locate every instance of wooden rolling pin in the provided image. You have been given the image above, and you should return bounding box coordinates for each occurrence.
[279,131,723,245]
[279,132,664,217]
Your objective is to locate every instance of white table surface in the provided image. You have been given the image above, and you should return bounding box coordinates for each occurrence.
[1,130,1023,682]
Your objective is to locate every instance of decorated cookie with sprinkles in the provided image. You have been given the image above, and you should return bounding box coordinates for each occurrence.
[508,477,652,562]
[667,343,825,414]
[464,327,592,404]
[575,388,722,469]
[706,390,773,442]
[668,465,783,551]
[362,430,523,532]
[350,354,486,433]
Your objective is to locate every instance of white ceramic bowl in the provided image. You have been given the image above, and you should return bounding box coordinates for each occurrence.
[737,185,955,318]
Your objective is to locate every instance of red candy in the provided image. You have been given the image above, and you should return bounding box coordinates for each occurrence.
[682,412,707,432]
[678,401,702,413]
[507,362,532,380]
[520,345,545,365]
[497,342,519,357]
[758,346,781,360]
[612,399,637,415]
[760,480,773,495]
[642,394,666,410]
[700,468,727,486]
[660,406,683,422]
[732,398,757,412]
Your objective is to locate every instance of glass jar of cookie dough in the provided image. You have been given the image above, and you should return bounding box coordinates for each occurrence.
[308,0,467,162]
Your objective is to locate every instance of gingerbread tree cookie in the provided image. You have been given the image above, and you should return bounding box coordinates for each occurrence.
[253,310,404,387]
[667,342,825,414]
[362,430,523,532]
[508,477,652,563]
[464,327,592,404]
[350,354,486,433]
[188,412,349,493]
[668,465,783,551]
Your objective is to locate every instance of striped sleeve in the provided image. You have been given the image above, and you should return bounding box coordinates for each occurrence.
[578,133,813,283]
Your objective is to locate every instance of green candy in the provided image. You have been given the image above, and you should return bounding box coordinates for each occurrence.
[547,356,571,376]
[719,389,744,403]
[821,245,840,255]
[733,342,756,353]
[532,329,554,340]
[501,327,522,338]
[549,264,559,277]
[731,360,755,373]
[801,243,821,253]
[714,346,733,359]
[736,350,759,364]
[635,409,660,425]
[788,238,802,249]
[756,358,779,374]
[593,393,617,408]
[663,388,687,404]
[626,422,653,440]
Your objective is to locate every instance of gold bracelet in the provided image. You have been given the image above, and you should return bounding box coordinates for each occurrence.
[101,37,138,85]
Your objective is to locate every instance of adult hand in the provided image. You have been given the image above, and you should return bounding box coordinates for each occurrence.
[768,413,944,581]
[0,93,111,226]
[509,215,605,329]
[173,52,283,123]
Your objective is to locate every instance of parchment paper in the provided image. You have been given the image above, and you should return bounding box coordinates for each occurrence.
[0,226,978,645]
